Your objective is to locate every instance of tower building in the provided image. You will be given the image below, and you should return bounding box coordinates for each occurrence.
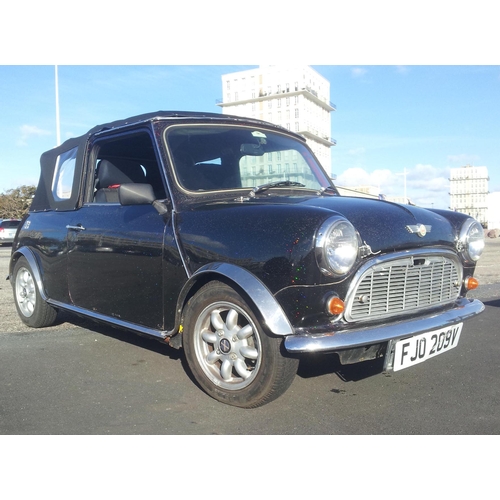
[449,165,489,226]
[218,66,335,175]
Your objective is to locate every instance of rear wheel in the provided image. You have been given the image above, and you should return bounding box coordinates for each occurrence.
[183,281,298,408]
[13,257,57,328]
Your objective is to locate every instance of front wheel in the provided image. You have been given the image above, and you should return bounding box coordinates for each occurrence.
[183,281,298,408]
[13,256,57,328]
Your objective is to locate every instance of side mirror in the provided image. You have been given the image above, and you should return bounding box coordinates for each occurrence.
[118,183,156,206]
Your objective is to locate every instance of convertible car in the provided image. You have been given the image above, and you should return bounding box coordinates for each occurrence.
[9,111,485,407]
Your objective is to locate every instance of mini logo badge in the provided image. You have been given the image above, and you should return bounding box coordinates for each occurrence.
[406,224,431,238]
[219,338,231,354]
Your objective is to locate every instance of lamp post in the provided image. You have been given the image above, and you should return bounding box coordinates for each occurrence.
[396,167,408,203]
[55,65,61,146]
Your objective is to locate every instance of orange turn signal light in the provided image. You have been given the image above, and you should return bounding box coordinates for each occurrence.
[327,296,345,316]
[465,277,479,291]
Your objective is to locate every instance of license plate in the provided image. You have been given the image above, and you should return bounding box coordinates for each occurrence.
[393,322,463,371]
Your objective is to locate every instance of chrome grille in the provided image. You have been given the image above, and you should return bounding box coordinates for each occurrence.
[345,253,461,322]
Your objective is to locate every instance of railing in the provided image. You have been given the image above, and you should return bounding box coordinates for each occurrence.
[217,87,336,110]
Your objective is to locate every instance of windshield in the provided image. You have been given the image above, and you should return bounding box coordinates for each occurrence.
[1,220,21,228]
[165,125,331,193]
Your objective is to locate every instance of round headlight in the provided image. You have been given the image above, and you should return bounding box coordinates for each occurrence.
[459,218,484,263]
[316,218,359,276]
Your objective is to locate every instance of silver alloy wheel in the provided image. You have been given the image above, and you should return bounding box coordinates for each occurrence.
[15,266,36,318]
[193,301,262,390]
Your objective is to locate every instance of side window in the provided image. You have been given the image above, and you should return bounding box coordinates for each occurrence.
[52,147,78,201]
[91,132,167,203]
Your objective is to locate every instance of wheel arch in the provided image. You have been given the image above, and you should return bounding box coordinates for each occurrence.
[9,247,48,301]
[176,262,293,337]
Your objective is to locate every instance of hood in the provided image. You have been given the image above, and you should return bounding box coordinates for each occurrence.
[187,192,467,258]
[300,195,459,252]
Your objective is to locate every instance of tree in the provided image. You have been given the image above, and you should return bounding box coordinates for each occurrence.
[0,185,36,219]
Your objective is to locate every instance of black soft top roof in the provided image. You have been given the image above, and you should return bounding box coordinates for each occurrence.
[59,110,295,152]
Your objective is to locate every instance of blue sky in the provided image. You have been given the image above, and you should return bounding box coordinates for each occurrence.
[0,65,498,209]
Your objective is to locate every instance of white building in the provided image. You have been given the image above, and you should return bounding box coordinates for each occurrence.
[335,185,413,205]
[336,185,380,199]
[449,165,489,226]
[487,192,500,230]
[218,65,335,175]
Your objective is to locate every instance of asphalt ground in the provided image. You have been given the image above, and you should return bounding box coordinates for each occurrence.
[1,237,500,332]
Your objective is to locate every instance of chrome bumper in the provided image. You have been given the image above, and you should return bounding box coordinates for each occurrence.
[283,298,484,354]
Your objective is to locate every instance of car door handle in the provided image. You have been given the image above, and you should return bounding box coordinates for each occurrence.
[66,224,86,231]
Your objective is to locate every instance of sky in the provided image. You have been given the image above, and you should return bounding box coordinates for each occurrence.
[0,64,498,210]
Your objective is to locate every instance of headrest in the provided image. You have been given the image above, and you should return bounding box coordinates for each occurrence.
[96,159,146,188]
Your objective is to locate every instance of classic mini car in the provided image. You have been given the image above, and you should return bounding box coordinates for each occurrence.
[9,111,485,407]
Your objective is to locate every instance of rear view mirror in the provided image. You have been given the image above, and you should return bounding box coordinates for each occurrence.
[240,143,264,156]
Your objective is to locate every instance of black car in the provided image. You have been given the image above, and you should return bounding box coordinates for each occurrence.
[9,111,485,407]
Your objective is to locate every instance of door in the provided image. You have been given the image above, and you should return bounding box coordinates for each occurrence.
[66,203,165,329]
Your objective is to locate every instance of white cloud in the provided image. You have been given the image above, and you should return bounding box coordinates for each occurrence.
[335,164,452,209]
[351,67,368,78]
[336,167,394,190]
[395,66,410,75]
[17,124,51,146]
[408,164,450,192]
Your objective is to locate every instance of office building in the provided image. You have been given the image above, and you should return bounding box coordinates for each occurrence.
[218,66,335,178]
[449,165,489,226]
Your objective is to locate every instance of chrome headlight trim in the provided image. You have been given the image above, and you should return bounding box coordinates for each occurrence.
[458,218,484,263]
[315,217,359,277]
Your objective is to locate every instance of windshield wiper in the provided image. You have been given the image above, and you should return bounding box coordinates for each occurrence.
[250,180,306,196]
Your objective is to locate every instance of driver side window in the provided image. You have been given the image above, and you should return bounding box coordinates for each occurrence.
[90,132,167,203]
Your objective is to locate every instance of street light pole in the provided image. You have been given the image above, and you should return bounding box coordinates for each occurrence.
[404,167,407,202]
[55,65,61,146]
[396,167,408,203]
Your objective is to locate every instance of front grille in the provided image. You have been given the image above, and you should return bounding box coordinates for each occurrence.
[345,252,461,322]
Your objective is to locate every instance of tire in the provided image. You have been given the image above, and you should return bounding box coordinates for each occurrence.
[183,281,299,408]
[13,257,57,328]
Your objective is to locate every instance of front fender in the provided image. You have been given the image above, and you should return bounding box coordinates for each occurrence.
[177,262,293,336]
[9,247,48,301]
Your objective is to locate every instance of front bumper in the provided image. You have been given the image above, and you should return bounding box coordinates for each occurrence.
[283,297,484,354]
